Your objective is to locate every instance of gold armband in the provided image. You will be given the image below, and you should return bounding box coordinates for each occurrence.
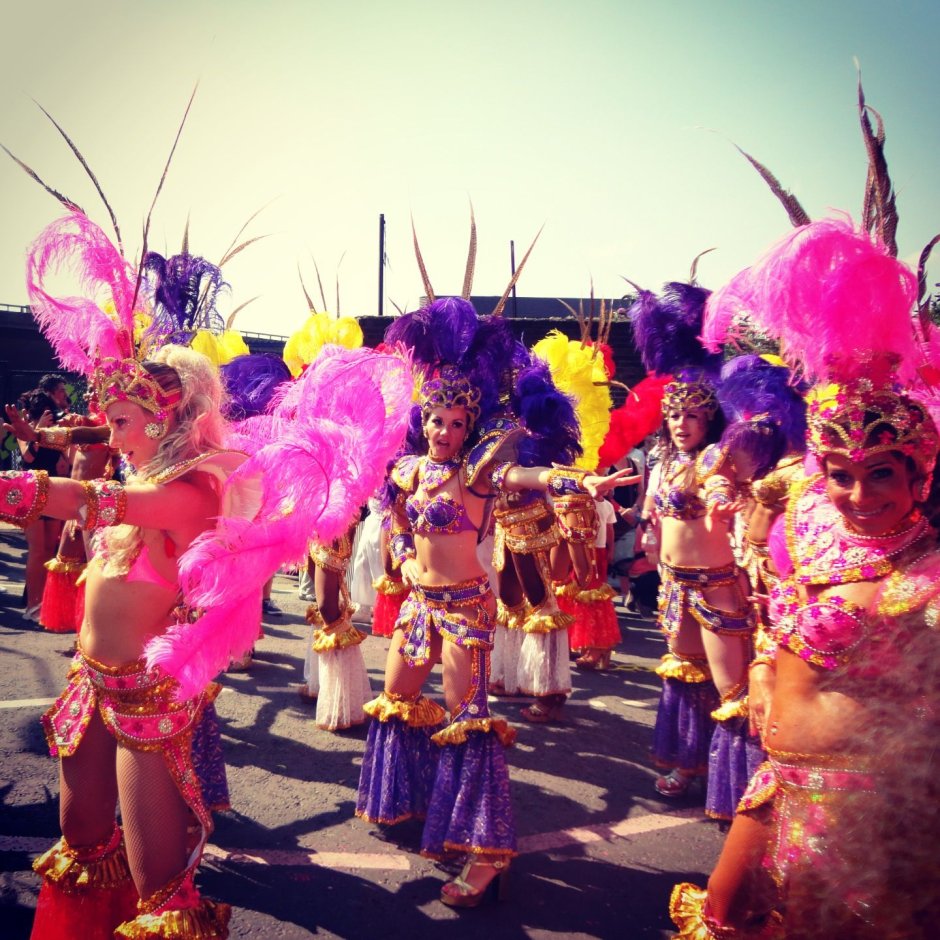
[80,480,127,530]
[37,426,73,452]
[546,465,589,498]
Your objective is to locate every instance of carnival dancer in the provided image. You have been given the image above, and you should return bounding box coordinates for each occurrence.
[370,507,410,638]
[355,286,636,906]
[670,205,940,935]
[715,355,807,744]
[349,498,384,625]
[630,283,758,815]
[304,527,372,731]
[503,354,582,721]
[2,199,410,939]
[34,414,115,634]
[524,323,615,716]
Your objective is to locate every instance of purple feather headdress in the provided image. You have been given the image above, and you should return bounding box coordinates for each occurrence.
[718,355,807,477]
[628,282,722,417]
[220,354,291,420]
[141,251,228,349]
[628,282,719,376]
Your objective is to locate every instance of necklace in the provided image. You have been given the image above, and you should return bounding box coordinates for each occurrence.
[420,454,462,491]
[788,476,929,585]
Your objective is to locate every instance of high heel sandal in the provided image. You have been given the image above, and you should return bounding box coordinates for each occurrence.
[440,858,510,908]
[520,693,565,723]
[654,768,700,798]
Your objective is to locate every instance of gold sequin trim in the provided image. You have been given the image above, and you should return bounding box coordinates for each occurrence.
[431,717,517,747]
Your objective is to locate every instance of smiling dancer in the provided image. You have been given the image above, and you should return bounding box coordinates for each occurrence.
[671,103,940,931]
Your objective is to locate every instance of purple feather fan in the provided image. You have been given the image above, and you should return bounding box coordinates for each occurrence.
[718,355,807,476]
[628,282,721,377]
[141,251,228,348]
[512,359,582,466]
[220,354,291,420]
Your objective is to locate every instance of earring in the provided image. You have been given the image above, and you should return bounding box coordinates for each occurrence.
[144,421,165,440]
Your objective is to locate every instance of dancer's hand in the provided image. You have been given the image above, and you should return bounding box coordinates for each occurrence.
[400,558,421,588]
[584,467,641,498]
[2,405,39,442]
[748,663,775,738]
[704,497,745,532]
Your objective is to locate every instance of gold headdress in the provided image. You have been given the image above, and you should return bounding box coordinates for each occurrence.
[419,367,483,431]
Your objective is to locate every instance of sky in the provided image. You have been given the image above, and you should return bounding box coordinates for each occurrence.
[1,0,938,340]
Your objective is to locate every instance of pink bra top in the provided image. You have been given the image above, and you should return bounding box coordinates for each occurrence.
[771,584,867,671]
[405,491,477,536]
[125,537,178,593]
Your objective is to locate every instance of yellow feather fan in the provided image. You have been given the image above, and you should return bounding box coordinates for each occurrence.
[531,330,612,471]
[283,312,364,377]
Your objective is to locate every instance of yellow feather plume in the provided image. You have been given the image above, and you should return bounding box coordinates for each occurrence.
[531,330,612,470]
[283,312,364,377]
[191,329,250,368]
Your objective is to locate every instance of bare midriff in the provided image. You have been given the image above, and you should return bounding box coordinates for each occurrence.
[767,579,879,755]
[767,651,868,755]
[659,514,736,569]
[413,529,486,587]
[80,566,180,665]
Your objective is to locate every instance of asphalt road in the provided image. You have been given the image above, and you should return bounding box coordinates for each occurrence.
[0,525,724,939]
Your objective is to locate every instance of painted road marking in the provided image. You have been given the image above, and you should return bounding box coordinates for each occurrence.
[0,698,54,710]
[0,808,701,871]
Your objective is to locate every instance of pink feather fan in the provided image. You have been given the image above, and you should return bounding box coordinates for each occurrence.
[26,212,138,373]
[704,216,919,384]
[145,344,414,699]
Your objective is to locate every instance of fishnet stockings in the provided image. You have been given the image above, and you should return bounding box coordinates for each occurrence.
[58,706,193,902]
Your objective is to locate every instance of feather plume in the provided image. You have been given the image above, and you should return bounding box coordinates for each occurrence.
[596,375,670,468]
[706,216,918,385]
[34,100,124,255]
[628,282,717,375]
[462,204,477,300]
[1,142,85,215]
[531,330,611,470]
[146,346,413,699]
[26,212,139,372]
[734,145,811,228]
[491,226,543,318]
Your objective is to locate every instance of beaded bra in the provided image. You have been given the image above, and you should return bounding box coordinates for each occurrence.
[403,456,477,536]
[653,451,706,520]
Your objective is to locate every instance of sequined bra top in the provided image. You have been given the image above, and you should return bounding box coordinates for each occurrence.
[654,452,707,520]
[399,455,479,536]
[405,491,477,536]
[771,586,869,671]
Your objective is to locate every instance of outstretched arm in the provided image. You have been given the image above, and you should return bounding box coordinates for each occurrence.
[501,464,641,499]
[0,469,215,534]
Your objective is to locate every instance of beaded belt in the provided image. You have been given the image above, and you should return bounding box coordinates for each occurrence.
[413,575,491,607]
[661,561,739,587]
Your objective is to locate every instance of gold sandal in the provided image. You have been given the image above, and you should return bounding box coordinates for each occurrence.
[440,858,510,908]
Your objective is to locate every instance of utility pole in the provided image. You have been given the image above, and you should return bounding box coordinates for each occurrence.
[510,240,518,318]
[378,213,386,316]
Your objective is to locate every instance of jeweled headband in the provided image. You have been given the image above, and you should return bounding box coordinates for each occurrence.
[808,376,938,478]
[420,367,482,431]
[661,378,718,417]
[90,357,182,438]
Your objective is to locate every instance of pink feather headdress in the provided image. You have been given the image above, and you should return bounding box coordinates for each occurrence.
[145,344,414,699]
